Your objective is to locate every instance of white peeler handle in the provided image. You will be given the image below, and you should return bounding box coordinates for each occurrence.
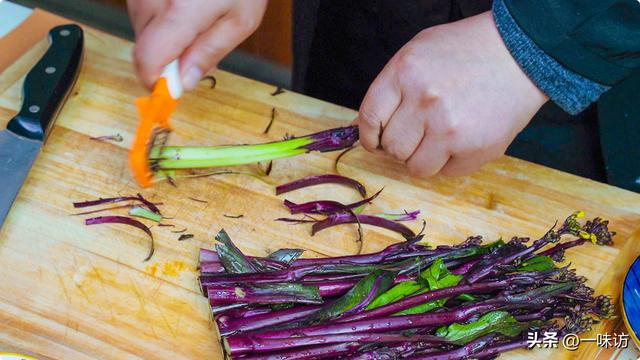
[161,59,183,99]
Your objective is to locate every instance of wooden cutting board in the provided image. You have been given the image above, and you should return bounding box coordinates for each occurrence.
[1,26,639,360]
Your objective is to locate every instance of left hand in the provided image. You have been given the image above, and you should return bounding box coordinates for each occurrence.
[353,11,548,177]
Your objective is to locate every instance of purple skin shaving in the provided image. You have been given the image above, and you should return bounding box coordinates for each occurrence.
[73,194,160,214]
[284,199,353,216]
[312,213,416,238]
[283,189,383,215]
[226,333,448,356]
[381,210,421,222]
[276,173,367,198]
[300,126,360,153]
[73,195,142,208]
[85,215,155,261]
[219,305,323,336]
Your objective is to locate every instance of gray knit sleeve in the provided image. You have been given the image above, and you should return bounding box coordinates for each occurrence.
[492,0,610,115]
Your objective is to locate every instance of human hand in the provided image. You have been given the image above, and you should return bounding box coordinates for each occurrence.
[354,12,548,177]
[128,0,267,90]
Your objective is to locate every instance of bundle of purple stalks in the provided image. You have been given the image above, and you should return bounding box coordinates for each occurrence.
[198,212,615,359]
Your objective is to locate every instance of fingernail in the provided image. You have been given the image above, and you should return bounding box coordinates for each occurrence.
[182,66,202,90]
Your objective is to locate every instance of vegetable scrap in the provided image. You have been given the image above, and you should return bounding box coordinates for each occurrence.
[256,160,273,177]
[129,206,162,222]
[276,174,367,198]
[224,214,245,219]
[270,86,285,96]
[188,196,209,204]
[198,212,614,359]
[89,134,123,142]
[71,203,141,216]
[263,107,277,134]
[276,174,416,253]
[85,215,155,262]
[178,234,194,241]
[73,193,181,261]
[201,75,217,89]
[334,145,356,173]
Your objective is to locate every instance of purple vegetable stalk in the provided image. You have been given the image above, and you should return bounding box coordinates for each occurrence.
[240,342,362,360]
[464,213,613,284]
[245,303,496,340]
[291,237,429,267]
[225,333,448,356]
[219,305,323,336]
[244,283,572,340]
[207,285,322,306]
[410,333,499,360]
[338,268,564,323]
[200,263,381,287]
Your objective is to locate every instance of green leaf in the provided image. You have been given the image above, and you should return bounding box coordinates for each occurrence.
[270,303,294,311]
[395,259,464,315]
[311,270,397,323]
[365,281,422,310]
[436,311,529,345]
[215,229,257,274]
[518,256,556,272]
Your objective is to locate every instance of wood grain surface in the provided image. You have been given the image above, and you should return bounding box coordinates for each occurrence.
[0,26,639,360]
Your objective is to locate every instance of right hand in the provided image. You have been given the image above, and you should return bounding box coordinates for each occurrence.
[128,0,268,90]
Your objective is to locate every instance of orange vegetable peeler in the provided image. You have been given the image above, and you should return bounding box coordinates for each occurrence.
[129,60,183,187]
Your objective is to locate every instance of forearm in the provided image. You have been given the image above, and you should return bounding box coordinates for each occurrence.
[492,0,610,115]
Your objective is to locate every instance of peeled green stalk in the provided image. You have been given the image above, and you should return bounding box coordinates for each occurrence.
[152,126,359,170]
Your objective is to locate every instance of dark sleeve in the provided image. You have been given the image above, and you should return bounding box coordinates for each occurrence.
[502,0,640,86]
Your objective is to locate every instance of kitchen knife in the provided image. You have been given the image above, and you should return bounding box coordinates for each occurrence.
[0,24,83,229]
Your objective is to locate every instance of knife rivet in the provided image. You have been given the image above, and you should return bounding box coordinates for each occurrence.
[45,67,56,74]
[60,29,70,37]
[29,105,40,113]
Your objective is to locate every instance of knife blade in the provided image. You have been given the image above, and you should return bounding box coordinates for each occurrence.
[0,24,83,228]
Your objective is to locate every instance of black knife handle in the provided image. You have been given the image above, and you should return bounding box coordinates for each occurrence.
[7,24,84,142]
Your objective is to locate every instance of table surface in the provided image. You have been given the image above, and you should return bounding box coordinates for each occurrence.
[0,25,639,360]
